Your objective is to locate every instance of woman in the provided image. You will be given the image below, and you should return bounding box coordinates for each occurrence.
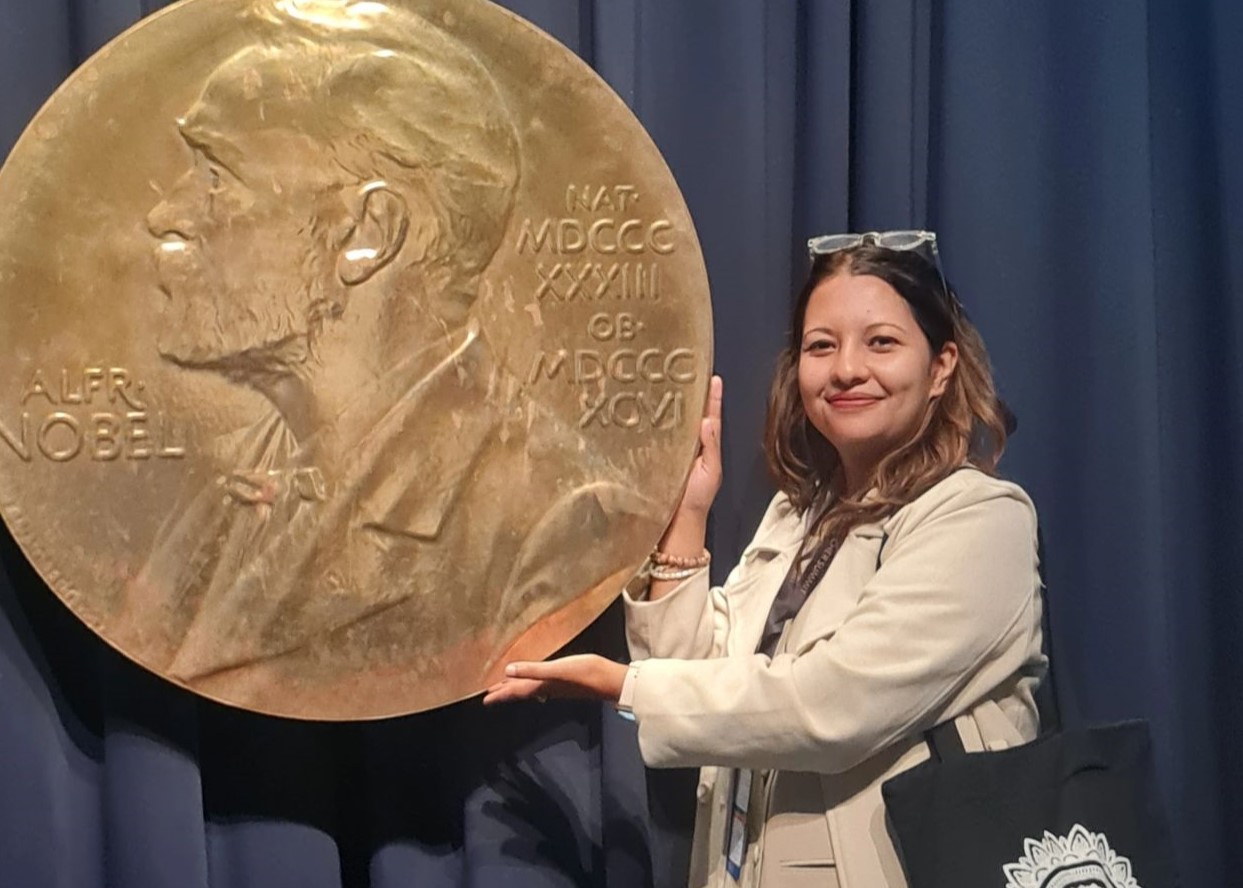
[485,233,1046,888]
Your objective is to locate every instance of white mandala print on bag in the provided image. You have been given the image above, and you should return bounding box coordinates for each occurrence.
[1003,823,1142,888]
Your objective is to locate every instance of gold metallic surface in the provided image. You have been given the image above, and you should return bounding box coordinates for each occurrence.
[0,0,711,718]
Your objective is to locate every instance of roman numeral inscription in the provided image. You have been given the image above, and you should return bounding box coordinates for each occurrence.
[515,185,676,303]
[527,313,698,431]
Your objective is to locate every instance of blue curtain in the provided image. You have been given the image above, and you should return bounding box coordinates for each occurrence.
[2,0,1239,885]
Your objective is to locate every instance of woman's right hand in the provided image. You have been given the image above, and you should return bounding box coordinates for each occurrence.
[646,376,721,599]
[666,375,723,529]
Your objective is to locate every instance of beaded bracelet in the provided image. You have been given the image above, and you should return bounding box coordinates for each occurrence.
[648,563,705,582]
[650,547,711,569]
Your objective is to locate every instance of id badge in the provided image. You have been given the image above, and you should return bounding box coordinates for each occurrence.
[723,768,752,881]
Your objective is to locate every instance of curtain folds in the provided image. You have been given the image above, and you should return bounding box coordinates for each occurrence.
[1,1,1239,885]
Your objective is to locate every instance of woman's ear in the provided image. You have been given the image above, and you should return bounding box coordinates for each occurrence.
[929,341,959,397]
[336,184,409,286]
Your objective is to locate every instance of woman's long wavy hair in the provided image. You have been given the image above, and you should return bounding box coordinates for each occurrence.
[763,244,1009,546]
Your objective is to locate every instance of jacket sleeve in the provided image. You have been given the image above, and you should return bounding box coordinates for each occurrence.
[622,568,718,661]
[629,481,1043,775]
[622,493,797,661]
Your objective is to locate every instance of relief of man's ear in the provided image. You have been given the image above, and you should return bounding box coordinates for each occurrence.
[336,183,412,286]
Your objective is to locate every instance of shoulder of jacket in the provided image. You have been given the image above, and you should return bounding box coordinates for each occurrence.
[883,467,1037,535]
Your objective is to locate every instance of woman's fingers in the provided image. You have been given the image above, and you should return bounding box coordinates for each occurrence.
[700,376,723,473]
[667,375,724,521]
[483,655,628,705]
[695,375,723,488]
[482,677,548,705]
[706,374,723,424]
[504,660,554,679]
[505,655,593,683]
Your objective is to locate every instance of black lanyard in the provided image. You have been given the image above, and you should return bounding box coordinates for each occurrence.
[755,532,841,657]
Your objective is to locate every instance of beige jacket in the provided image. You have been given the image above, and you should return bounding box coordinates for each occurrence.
[622,468,1045,888]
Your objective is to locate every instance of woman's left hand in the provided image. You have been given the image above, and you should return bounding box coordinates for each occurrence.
[482,654,629,705]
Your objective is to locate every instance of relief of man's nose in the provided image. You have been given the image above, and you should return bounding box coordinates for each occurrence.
[146,168,201,239]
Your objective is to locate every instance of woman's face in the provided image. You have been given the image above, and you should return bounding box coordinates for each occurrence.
[798,271,958,485]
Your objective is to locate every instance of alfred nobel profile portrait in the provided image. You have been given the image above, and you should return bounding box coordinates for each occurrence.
[124,0,658,709]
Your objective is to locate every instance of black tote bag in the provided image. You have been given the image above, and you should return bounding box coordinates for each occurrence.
[881,719,1181,888]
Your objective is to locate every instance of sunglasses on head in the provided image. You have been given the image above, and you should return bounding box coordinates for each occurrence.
[806,230,962,316]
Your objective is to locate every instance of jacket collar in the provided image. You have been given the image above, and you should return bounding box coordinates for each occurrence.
[746,493,886,560]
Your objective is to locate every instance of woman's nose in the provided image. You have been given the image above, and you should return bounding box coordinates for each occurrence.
[830,341,867,387]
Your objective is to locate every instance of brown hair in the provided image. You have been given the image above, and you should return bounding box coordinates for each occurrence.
[763,244,1008,545]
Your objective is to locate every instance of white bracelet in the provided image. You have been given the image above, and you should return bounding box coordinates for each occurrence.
[649,563,704,581]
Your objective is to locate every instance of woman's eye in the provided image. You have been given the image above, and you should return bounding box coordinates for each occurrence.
[803,340,835,354]
[868,335,897,348]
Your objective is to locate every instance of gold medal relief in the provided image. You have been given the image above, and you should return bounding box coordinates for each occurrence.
[0,0,711,718]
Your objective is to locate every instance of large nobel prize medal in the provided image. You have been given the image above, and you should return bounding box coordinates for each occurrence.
[0,0,711,718]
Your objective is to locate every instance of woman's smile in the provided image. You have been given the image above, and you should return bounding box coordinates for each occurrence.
[827,392,882,410]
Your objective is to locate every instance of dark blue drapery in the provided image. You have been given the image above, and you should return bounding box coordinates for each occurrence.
[2,1,1239,885]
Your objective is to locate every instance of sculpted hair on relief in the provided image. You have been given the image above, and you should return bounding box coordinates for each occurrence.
[243,0,521,318]
[763,245,1009,543]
